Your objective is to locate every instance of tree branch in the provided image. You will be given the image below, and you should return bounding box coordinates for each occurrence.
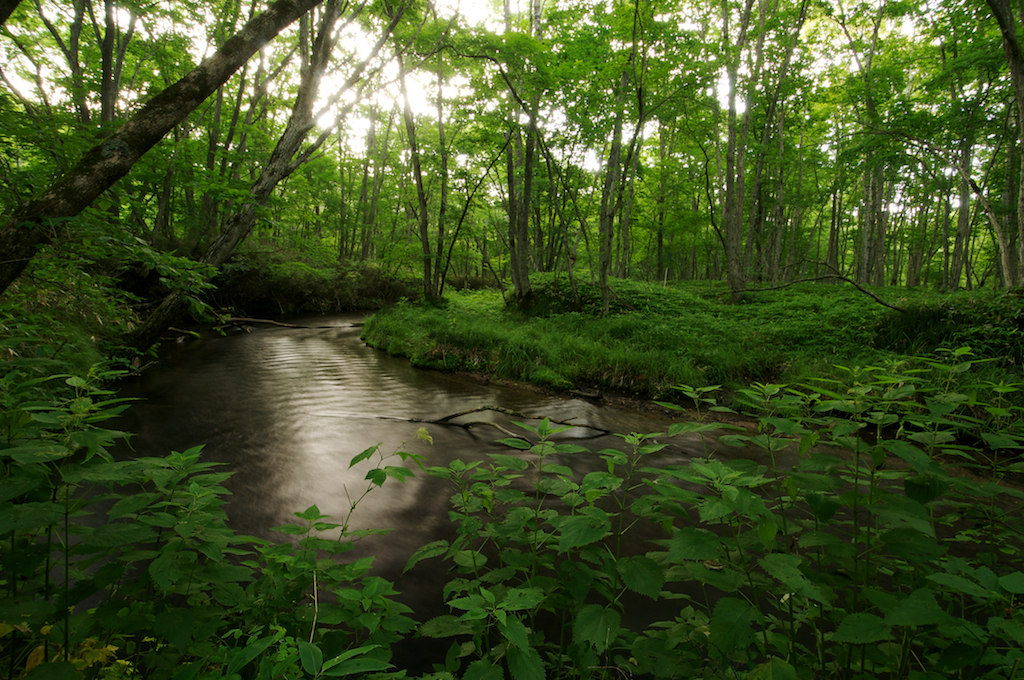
[732,265,906,313]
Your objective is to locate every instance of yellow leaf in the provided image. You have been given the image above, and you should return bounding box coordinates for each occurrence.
[25,645,45,673]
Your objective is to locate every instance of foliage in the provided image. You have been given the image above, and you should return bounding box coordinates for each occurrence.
[362,280,1018,403]
[0,320,420,679]
[404,359,1024,679]
[211,256,417,317]
[874,293,1024,368]
[2,294,1024,679]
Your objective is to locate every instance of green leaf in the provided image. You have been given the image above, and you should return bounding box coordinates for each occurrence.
[82,522,156,548]
[225,634,276,675]
[488,453,530,470]
[271,523,308,535]
[506,644,545,680]
[667,527,722,561]
[172,662,204,680]
[881,528,946,563]
[383,465,414,483]
[832,613,891,643]
[321,645,383,675]
[758,553,830,605]
[573,604,621,653]
[498,438,532,450]
[904,475,949,505]
[557,509,610,552]
[452,549,487,570]
[927,573,990,599]
[758,515,778,548]
[708,597,757,657]
[981,432,1022,449]
[149,551,195,593]
[0,476,40,504]
[420,614,474,638]
[154,607,194,651]
[668,421,726,435]
[405,539,448,572]
[463,658,504,680]
[617,555,664,599]
[881,439,944,476]
[885,589,952,627]
[502,587,546,611]
[5,443,71,463]
[298,640,323,676]
[296,505,326,521]
[24,662,83,680]
[322,658,392,676]
[349,445,379,467]
[500,613,530,650]
[998,572,1024,594]
[805,493,841,523]
[748,657,798,680]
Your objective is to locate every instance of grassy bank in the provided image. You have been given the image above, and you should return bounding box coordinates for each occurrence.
[361,275,1024,404]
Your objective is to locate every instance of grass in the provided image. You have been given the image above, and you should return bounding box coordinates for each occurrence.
[361,275,1024,406]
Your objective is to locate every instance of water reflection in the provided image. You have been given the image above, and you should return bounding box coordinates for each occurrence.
[118,315,724,546]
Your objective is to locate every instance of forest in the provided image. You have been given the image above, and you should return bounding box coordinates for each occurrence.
[1,0,1024,679]
[2,0,1024,327]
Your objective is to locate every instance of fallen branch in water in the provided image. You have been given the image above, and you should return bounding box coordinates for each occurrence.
[220,317,308,329]
[407,406,609,439]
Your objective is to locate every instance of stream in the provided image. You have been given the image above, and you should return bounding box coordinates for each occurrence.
[113,313,778,670]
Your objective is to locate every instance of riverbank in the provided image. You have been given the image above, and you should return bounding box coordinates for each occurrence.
[361,274,1024,410]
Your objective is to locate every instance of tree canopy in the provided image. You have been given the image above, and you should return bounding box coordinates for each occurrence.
[1,0,1023,338]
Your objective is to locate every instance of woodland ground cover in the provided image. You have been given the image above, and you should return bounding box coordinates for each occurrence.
[361,275,1024,406]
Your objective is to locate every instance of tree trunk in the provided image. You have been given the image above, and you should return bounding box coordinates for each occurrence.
[949,140,974,290]
[398,57,433,299]
[0,0,326,297]
[987,0,1024,285]
[599,71,627,315]
[721,0,756,302]
[433,56,449,297]
[0,0,23,27]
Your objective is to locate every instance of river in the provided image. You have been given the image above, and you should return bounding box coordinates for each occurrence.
[113,313,771,671]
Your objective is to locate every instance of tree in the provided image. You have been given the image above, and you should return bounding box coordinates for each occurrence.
[985,0,1024,286]
[130,0,410,349]
[0,0,326,297]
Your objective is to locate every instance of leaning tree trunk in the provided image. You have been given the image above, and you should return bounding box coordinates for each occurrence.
[0,0,325,297]
[0,0,22,28]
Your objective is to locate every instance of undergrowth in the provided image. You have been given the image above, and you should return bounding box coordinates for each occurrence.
[361,278,1022,404]
[3,278,1023,679]
[8,329,1021,678]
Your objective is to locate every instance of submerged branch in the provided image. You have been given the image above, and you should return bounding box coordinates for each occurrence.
[220,317,308,329]
[375,406,610,440]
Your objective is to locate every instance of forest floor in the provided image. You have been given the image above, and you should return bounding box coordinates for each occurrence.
[360,274,1024,409]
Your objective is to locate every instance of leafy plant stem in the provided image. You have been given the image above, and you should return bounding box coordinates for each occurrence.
[63,467,71,662]
[309,569,319,644]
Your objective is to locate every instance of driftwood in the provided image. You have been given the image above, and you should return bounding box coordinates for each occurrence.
[221,317,308,329]
[374,406,609,440]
